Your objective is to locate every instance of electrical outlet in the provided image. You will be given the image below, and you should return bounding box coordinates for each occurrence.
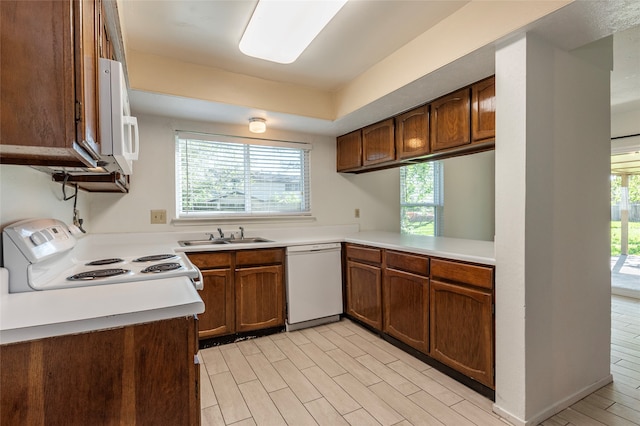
[150,209,167,224]
[355,208,360,218]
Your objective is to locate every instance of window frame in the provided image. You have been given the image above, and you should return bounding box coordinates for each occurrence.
[175,131,312,220]
[399,161,444,236]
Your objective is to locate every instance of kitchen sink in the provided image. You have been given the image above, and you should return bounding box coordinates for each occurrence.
[178,237,272,247]
[178,239,230,246]
[226,237,272,244]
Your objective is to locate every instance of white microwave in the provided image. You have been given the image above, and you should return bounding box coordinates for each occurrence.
[99,58,139,175]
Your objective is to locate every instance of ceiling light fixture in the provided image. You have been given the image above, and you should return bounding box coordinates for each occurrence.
[249,117,267,133]
[239,0,349,64]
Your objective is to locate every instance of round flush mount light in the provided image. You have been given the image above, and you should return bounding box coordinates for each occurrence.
[249,117,266,133]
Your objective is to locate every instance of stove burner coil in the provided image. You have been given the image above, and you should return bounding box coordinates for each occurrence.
[67,268,131,281]
[133,254,177,263]
[140,262,182,273]
[85,258,124,266]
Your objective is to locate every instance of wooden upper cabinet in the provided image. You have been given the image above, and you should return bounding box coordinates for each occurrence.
[337,130,362,172]
[472,76,496,142]
[430,88,471,152]
[395,105,430,160]
[0,0,100,167]
[362,118,395,166]
[99,0,116,60]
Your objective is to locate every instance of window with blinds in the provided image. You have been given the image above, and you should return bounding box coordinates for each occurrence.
[176,132,311,217]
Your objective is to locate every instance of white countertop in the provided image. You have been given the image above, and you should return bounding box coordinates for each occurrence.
[0,268,204,344]
[344,231,495,265]
[1,225,494,345]
[166,226,495,266]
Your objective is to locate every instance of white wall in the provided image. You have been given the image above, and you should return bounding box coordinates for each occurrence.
[442,150,495,241]
[611,107,640,138]
[494,33,612,425]
[0,113,497,239]
[0,165,91,229]
[86,115,400,234]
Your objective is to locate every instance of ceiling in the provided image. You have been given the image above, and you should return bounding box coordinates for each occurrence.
[121,0,469,92]
[121,0,640,169]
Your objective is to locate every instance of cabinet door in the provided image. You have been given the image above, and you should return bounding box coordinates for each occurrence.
[362,118,395,166]
[199,268,235,338]
[235,265,284,332]
[0,0,99,167]
[0,317,198,426]
[395,105,429,160]
[337,130,362,172]
[76,0,100,159]
[472,76,495,142]
[133,317,200,425]
[383,268,429,353]
[346,260,382,330]
[429,280,494,387]
[430,88,471,152]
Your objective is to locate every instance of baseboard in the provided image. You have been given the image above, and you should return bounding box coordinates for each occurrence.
[492,374,613,426]
[612,287,640,299]
[286,314,341,331]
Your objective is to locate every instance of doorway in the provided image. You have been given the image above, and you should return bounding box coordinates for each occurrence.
[611,171,640,298]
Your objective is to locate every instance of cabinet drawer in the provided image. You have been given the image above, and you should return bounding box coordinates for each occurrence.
[385,250,429,276]
[236,248,284,266]
[187,252,232,270]
[346,244,382,264]
[430,259,493,290]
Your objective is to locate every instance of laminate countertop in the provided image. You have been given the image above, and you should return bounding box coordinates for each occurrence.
[0,268,204,345]
[343,231,495,265]
[0,226,494,344]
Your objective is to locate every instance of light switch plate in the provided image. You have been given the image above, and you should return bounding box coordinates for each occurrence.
[150,210,167,224]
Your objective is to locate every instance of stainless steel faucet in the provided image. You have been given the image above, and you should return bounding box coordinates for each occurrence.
[217,227,224,239]
[239,226,245,239]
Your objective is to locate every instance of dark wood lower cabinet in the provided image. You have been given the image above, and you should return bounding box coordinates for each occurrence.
[188,249,285,340]
[343,243,495,393]
[0,317,200,426]
[383,268,429,353]
[199,268,234,338]
[236,264,285,332]
[346,260,382,330]
[429,280,494,387]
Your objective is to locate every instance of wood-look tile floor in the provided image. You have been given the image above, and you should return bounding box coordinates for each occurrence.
[199,295,640,426]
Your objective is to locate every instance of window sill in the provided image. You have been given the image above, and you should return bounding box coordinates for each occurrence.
[171,215,317,226]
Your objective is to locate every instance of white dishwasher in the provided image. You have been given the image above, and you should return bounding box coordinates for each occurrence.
[286,243,343,331]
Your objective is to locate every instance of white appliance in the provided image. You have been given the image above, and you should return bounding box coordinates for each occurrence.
[286,243,342,331]
[2,218,200,293]
[99,58,139,175]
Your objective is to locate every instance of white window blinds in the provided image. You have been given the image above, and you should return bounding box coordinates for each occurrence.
[176,132,311,218]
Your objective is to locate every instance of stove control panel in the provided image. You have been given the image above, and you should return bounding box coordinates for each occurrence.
[3,218,76,263]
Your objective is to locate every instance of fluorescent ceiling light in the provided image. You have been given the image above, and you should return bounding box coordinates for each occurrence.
[240,0,348,64]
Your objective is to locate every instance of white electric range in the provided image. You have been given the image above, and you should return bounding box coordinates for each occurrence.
[2,218,201,293]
